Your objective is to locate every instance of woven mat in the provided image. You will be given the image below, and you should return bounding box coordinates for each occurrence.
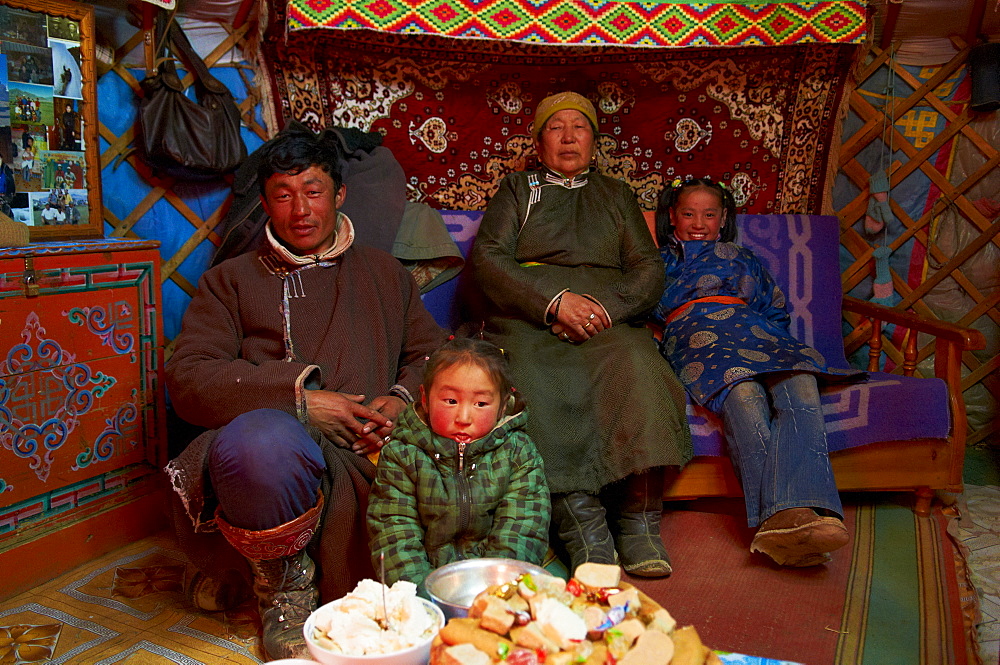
[628,495,981,665]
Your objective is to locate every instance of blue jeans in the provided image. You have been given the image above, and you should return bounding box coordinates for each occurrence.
[721,373,842,528]
[208,409,324,531]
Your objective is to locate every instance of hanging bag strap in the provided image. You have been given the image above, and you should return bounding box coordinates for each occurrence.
[163,20,230,95]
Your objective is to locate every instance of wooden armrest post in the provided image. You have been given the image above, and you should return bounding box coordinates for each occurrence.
[867,317,883,372]
[936,336,970,484]
[903,328,918,377]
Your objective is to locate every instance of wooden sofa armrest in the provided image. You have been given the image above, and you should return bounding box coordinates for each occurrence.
[842,296,986,351]
[843,296,985,377]
[842,296,986,488]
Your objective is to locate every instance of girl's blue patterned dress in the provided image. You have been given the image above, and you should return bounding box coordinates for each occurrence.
[653,239,860,413]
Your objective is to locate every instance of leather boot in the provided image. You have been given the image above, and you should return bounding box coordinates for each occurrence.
[216,494,324,661]
[551,491,617,574]
[613,470,672,577]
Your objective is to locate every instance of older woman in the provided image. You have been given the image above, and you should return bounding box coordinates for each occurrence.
[469,92,691,577]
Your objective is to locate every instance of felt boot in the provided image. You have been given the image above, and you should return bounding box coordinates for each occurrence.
[551,491,617,574]
[750,507,849,567]
[216,494,324,661]
[613,470,672,578]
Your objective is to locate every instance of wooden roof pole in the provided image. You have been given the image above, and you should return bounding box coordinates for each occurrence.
[142,2,156,75]
[880,1,902,50]
[966,0,988,45]
[233,0,256,30]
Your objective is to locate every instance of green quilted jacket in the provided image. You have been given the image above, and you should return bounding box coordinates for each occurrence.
[367,403,550,591]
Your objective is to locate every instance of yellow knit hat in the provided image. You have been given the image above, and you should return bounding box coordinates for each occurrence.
[532,91,598,140]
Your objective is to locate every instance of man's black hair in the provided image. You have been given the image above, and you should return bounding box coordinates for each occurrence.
[256,127,345,196]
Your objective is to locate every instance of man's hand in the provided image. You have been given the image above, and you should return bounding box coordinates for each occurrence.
[305,390,399,455]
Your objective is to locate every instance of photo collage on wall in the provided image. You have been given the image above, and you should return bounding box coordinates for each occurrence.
[0,6,87,227]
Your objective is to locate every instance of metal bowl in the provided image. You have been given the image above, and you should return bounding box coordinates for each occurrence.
[424,558,550,620]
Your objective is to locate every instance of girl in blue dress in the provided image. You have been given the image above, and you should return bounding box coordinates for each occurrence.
[652,177,859,567]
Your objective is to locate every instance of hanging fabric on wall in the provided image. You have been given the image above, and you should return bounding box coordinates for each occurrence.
[254,28,859,214]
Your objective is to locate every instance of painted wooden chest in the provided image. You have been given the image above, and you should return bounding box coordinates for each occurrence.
[0,238,167,599]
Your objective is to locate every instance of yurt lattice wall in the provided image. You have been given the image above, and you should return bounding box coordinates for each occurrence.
[835,38,1000,447]
[96,16,265,361]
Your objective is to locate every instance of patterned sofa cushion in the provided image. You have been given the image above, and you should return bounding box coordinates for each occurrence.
[424,211,952,456]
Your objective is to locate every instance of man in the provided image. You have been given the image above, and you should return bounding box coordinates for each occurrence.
[165,128,445,660]
[40,202,58,225]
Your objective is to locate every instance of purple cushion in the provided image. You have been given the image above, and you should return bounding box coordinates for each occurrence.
[427,211,953,455]
[689,371,950,456]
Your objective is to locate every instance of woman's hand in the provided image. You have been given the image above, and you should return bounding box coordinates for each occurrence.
[551,292,611,343]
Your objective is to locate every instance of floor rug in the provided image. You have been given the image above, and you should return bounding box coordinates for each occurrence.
[0,493,978,664]
[628,494,979,665]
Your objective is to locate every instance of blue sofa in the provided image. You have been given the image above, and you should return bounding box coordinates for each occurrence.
[422,211,986,515]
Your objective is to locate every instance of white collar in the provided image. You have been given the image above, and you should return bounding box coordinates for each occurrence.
[264,211,356,266]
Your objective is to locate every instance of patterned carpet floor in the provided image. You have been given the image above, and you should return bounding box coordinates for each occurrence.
[0,490,992,665]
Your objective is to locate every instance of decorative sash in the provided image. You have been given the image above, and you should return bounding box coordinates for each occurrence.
[666,295,746,324]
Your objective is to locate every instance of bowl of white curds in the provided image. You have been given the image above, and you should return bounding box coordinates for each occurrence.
[304,579,445,665]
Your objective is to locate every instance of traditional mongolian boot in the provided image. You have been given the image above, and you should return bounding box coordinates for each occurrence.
[216,494,324,661]
[613,470,672,577]
[551,491,617,574]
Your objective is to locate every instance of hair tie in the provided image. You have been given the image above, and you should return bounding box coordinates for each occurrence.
[447,334,455,341]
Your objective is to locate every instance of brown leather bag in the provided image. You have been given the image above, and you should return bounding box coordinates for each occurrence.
[138,20,246,180]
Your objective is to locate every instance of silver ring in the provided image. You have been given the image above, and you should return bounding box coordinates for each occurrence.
[588,313,596,320]
[383,435,391,443]
[561,332,570,340]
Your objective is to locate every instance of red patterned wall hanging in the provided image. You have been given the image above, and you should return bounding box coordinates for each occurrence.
[258,19,859,214]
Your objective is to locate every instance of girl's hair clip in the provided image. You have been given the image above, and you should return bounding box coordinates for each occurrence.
[717,181,729,191]
[670,177,683,189]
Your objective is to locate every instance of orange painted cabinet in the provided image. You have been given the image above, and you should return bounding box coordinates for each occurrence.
[0,239,168,600]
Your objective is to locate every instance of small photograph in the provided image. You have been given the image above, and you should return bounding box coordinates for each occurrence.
[47,16,81,43]
[43,186,86,225]
[0,55,8,127]
[12,125,45,191]
[2,41,53,86]
[0,126,12,164]
[9,191,30,223]
[8,82,52,126]
[0,143,13,216]
[0,7,48,47]
[24,190,49,225]
[42,149,84,189]
[50,97,79,150]
[49,41,81,98]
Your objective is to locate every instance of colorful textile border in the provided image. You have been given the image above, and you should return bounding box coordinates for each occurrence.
[286,0,867,48]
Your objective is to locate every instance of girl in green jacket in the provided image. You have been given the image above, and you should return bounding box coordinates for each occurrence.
[367,338,552,593]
